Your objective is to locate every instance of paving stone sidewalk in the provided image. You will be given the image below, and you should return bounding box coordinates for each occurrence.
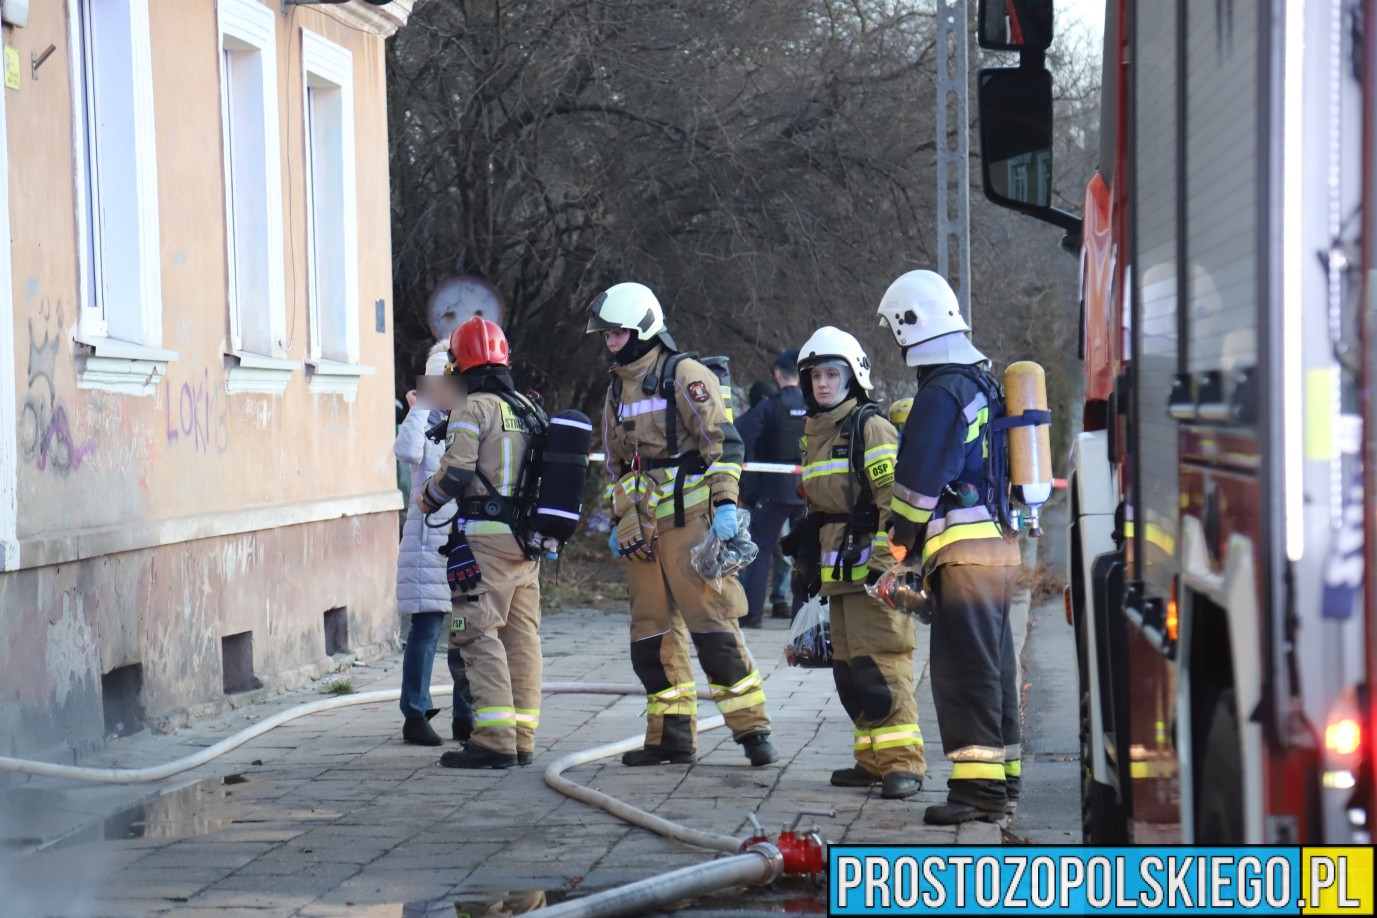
[1,596,1027,917]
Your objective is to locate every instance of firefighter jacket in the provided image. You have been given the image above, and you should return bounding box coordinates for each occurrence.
[891,365,1021,575]
[602,345,744,535]
[423,390,536,542]
[799,398,899,595]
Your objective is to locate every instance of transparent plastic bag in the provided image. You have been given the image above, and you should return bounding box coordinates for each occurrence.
[864,562,932,624]
[690,508,760,592]
[784,596,833,668]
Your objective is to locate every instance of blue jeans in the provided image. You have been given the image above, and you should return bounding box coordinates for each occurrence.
[400,612,448,719]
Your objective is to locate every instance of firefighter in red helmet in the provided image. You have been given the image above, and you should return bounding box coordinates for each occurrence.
[418,316,546,769]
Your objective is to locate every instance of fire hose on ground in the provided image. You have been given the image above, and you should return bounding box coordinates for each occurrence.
[0,681,832,917]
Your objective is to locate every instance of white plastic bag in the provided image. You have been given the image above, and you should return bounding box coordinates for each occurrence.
[784,597,833,668]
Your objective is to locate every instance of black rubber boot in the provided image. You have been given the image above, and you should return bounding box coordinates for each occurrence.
[452,716,474,742]
[622,745,696,766]
[830,766,882,788]
[923,801,1005,825]
[517,751,533,767]
[739,732,778,767]
[740,618,763,630]
[403,717,443,747]
[440,745,517,769]
[770,602,791,619]
[881,772,923,799]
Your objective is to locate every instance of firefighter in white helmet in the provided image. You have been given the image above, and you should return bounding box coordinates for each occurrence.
[783,326,926,798]
[585,282,776,767]
[877,269,1022,825]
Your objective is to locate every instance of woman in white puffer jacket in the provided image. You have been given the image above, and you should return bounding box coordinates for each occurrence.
[394,344,472,745]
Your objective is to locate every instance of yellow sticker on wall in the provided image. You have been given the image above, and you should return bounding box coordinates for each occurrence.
[3,47,20,91]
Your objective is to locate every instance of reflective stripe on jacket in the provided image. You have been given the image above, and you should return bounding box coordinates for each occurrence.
[601,345,744,532]
[799,398,899,595]
[891,366,1020,573]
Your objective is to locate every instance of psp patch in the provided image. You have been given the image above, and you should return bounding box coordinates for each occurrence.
[687,381,710,403]
[451,616,467,633]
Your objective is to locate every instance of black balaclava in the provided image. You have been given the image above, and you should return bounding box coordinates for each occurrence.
[462,365,517,394]
[611,334,659,367]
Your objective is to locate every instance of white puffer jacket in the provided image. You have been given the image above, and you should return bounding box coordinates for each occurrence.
[395,405,457,616]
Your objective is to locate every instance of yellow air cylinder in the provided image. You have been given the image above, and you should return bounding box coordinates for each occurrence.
[1003,361,1052,535]
[888,397,913,429]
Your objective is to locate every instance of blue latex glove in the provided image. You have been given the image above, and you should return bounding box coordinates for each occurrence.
[608,527,621,558]
[710,503,739,541]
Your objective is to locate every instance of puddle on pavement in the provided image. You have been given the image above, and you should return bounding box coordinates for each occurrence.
[347,891,572,917]
[356,883,824,916]
[101,773,248,841]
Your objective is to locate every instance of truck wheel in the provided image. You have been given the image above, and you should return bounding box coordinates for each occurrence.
[1080,683,1126,843]
[1196,689,1244,842]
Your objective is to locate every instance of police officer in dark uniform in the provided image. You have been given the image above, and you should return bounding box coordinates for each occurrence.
[737,349,808,627]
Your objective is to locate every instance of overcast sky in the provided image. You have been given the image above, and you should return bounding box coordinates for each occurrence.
[1055,0,1107,47]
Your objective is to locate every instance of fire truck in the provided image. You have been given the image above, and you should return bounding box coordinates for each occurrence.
[975,0,1373,843]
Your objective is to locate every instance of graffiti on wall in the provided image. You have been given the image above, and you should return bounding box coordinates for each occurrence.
[19,299,97,476]
[164,367,229,454]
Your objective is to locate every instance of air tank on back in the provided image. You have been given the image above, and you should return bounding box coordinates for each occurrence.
[533,410,594,547]
[1003,361,1053,536]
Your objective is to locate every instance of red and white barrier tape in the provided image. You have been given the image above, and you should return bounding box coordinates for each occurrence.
[587,452,1065,488]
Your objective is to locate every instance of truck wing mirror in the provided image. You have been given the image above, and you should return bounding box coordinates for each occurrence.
[977,66,1080,234]
[977,0,1054,52]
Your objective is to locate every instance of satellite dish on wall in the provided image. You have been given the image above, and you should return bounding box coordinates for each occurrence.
[426,275,505,343]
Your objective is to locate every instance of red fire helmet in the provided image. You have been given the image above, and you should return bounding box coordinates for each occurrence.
[449,316,511,372]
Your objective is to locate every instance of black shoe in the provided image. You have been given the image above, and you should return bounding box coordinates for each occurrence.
[452,716,474,742]
[440,745,517,769]
[517,751,533,766]
[881,772,923,799]
[770,602,791,619]
[739,732,778,767]
[622,745,696,766]
[740,618,763,630]
[425,708,440,720]
[830,765,882,788]
[403,717,443,746]
[923,801,1005,825]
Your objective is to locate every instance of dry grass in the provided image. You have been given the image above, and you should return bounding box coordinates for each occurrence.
[1018,560,1066,605]
[540,531,628,611]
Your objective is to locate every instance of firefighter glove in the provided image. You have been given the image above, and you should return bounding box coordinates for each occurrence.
[615,514,653,561]
[710,503,739,541]
[888,517,923,554]
[444,530,482,593]
[792,564,822,601]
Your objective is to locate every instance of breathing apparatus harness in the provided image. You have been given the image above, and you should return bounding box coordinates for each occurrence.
[612,349,734,528]
[781,399,883,596]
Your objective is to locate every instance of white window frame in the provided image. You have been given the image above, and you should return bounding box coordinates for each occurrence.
[219,0,295,395]
[68,0,175,392]
[1,78,19,570]
[301,29,363,387]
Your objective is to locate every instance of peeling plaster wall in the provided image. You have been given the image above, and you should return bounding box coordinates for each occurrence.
[0,513,396,759]
[0,1,403,760]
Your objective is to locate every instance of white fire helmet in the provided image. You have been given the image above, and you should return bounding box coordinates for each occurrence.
[877,270,987,366]
[585,282,668,341]
[797,326,874,391]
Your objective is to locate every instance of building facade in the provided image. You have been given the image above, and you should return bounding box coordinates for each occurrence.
[0,0,411,759]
